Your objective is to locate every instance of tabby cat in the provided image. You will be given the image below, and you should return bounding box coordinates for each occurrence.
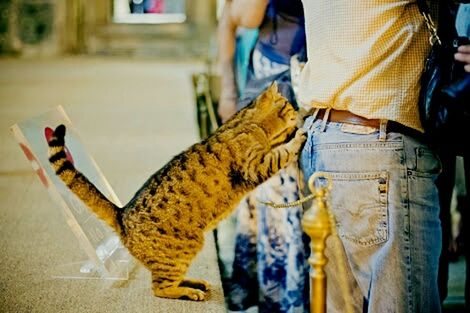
[48,83,305,301]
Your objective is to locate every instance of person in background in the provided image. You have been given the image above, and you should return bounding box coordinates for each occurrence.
[455,3,470,72]
[434,2,470,310]
[435,1,462,307]
[453,3,470,310]
[298,1,442,312]
[217,0,309,312]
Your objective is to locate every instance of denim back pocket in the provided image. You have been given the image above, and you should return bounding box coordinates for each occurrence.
[328,171,389,246]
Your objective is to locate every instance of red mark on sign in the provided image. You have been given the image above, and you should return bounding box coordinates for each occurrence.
[19,143,49,188]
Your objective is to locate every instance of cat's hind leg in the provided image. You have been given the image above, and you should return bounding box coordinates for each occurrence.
[152,273,208,301]
[148,245,209,301]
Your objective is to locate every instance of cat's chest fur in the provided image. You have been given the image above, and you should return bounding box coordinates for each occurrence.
[121,131,267,239]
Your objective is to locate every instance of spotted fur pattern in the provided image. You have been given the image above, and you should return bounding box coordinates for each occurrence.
[48,83,305,301]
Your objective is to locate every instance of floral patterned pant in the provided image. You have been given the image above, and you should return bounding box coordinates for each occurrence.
[227,163,310,313]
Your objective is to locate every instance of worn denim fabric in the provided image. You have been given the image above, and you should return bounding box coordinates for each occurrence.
[299,117,442,313]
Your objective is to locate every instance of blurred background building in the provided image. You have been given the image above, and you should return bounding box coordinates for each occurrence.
[0,1,229,312]
[0,0,219,58]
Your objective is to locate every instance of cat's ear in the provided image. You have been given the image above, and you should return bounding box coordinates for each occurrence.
[268,81,279,95]
[263,81,279,102]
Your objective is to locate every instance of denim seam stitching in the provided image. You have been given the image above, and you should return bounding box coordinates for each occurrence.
[313,142,403,150]
[402,136,413,313]
[327,172,387,180]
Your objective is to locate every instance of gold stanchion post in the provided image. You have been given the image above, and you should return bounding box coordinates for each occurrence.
[301,172,333,313]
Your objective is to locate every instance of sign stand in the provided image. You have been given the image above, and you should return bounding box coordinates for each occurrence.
[10,106,133,281]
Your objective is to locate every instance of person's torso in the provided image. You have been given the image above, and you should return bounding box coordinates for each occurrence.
[298,0,431,131]
[255,0,306,65]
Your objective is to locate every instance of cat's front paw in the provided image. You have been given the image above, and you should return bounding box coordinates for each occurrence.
[292,128,307,146]
[296,108,310,128]
[284,129,307,157]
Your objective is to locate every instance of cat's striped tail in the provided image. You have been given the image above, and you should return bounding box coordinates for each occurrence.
[48,125,123,234]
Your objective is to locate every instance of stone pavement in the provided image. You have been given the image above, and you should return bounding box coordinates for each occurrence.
[0,56,226,313]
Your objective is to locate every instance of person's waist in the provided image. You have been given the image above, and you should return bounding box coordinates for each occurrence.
[313,109,423,137]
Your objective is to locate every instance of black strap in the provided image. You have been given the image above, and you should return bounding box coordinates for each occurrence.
[416,0,442,45]
[416,0,430,15]
[437,1,459,42]
[417,0,459,42]
[267,0,279,45]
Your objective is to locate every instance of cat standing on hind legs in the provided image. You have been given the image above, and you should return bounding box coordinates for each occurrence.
[48,83,305,301]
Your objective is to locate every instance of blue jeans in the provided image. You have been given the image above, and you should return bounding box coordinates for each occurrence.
[299,117,442,313]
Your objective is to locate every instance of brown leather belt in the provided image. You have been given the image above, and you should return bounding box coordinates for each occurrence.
[315,109,423,138]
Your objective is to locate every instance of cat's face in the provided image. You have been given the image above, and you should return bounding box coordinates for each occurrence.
[253,83,298,146]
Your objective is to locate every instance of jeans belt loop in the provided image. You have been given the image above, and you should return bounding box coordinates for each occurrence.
[307,108,321,131]
[379,119,388,141]
[320,108,331,132]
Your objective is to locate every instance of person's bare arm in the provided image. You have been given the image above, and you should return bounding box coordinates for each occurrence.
[217,0,268,122]
[217,1,238,122]
[230,0,268,28]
